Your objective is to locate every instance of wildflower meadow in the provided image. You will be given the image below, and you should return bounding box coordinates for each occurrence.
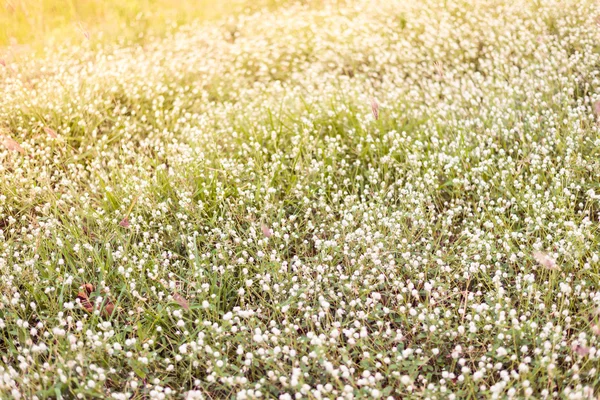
[1,0,600,398]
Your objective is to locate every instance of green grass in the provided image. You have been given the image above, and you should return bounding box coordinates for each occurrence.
[1,0,600,398]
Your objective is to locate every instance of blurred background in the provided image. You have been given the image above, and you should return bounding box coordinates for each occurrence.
[0,0,291,49]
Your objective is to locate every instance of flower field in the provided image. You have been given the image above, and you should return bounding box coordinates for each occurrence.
[1,0,600,398]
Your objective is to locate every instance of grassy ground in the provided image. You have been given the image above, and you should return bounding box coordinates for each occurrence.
[1,0,600,398]
[0,0,287,49]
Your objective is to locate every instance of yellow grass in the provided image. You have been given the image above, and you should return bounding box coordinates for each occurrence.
[0,0,285,49]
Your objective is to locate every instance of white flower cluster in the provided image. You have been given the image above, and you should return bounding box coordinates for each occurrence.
[1,0,600,398]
